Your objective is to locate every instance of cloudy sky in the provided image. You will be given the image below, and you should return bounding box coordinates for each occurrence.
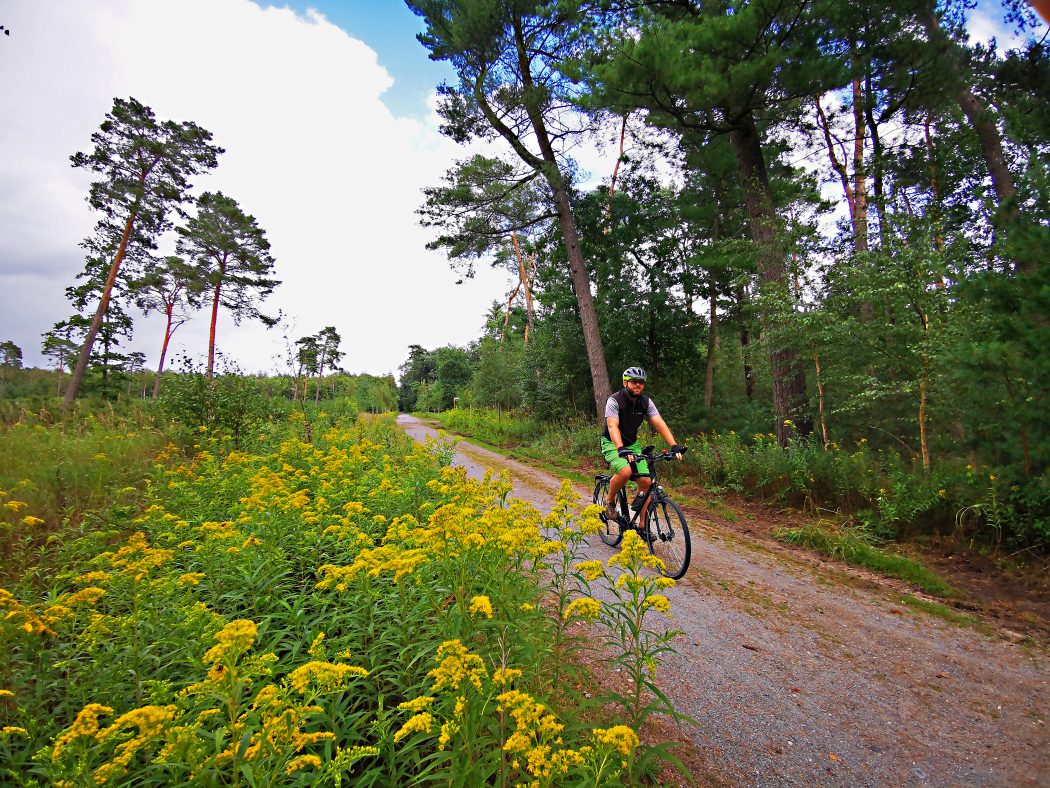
[0,0,533,377]
[0,1,1038,378]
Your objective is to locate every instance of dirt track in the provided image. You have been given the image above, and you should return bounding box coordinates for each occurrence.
[397,415,1049,787]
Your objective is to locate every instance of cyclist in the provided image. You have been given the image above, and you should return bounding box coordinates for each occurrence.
[601,366,685,522]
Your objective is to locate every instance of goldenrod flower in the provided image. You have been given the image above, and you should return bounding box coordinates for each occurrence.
[397,696,434,713]
[575,560,606,581]
[285,754,322,774]
[563,598,600,620]
[51,704,112,758]
[592,725,639,756]
[393,712,433,743]
[642,594,672,615]
[204,619,258,664]
[2,726,28,737]
[468,595,493,619]
[493,668,522,686]
[428,640,488,693]
[287,661,368,694]
[21,515,45,526]
[178,573,204,586]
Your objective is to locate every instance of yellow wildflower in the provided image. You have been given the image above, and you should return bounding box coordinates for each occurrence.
[393,712,433,743]
[285,754,322,774]
[51,704,112,758]
[204,619,258,664]
[397,696,435,713]
[64,587,106,606]
[575,560,606,581]
[3,500,27,512]
[642,594,672,615]
[287,661,368,694]
[0,689,13,698]
[592,725,639,756]
[493,668,522,686]
[563,598,600,620]
[21,515,45,526]
[428,640,488,693]
[468,595,493,619]
[1,726,28,737]
[178,573,204,586]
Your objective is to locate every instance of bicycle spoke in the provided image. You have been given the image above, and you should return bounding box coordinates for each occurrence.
[645,497,691,579]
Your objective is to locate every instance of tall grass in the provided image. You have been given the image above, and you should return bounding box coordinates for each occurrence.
[0,403,170,577]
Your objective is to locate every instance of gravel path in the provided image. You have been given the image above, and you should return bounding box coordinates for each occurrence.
[397,415,1049,787]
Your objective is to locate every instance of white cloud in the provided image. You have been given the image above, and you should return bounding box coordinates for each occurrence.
[0,0,510,376]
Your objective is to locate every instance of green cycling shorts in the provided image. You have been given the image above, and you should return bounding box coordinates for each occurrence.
[600,437,650,476]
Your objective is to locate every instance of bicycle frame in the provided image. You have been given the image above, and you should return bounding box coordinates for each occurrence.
[610,446,669,530]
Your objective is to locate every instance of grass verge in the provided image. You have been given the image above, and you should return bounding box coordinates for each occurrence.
[774,521,955,598]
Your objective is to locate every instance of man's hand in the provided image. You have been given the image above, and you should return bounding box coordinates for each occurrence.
[668,444,687,461]
[617,446,635,462]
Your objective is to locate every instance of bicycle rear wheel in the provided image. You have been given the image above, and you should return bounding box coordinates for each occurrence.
[593,477,623,547]
[644,495,691,579]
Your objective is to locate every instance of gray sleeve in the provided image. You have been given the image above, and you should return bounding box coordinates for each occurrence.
[646,398,660,419]
[604,396,619,419]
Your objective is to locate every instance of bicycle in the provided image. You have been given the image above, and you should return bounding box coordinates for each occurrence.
[593,445,691,580]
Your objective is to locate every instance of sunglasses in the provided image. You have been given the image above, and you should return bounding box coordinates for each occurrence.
[625,379,645,385]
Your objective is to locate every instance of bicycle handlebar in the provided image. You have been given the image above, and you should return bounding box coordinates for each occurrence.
[630,445,689,463]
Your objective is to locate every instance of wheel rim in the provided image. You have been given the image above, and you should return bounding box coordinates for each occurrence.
[645,498,690,579]
[594,480,622,547]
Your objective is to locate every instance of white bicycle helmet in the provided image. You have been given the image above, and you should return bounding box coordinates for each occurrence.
[622,366,647,382]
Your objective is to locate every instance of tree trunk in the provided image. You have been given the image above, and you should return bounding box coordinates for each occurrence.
[207,277,223,380]
[864,72,890,250]
[153,304,175,398]
[550,182,612,416]
[728,112,809,445]
[812,346,830,450]
[63,211,137,408]
[740,320,755,402]
[918,3,1024,270]
[852,78,869,255]
[704,287,718,408]
[511,16,610,416]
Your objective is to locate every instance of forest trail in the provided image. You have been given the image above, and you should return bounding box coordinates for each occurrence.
[398,415,1048,787]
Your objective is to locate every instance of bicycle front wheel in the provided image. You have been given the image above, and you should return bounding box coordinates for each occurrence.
[593,478,622,547]
[645,496,691,579]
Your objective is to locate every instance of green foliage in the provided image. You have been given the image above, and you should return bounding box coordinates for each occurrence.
[1,414,668,785]
[157,359,274,446]
[774,521,955,597]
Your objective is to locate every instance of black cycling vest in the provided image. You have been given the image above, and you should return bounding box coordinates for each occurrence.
[601,389,651,446]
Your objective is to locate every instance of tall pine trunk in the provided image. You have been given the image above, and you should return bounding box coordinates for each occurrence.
[512,18,610,416]
[728,112,809,445]
[153,303,175,398]
[918,4,1024,270]
[207,277,222,380]
[63,211,137,408]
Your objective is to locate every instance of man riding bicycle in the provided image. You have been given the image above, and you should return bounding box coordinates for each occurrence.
[601,366,685,522]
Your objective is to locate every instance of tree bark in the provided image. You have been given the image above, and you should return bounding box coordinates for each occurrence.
[509,16,611,416]
[63,211,137,408]
[918,3,1025,270]
[207,277,222,380]
[153,303,175,398]
[728,112,809,445]
[851,78,869,255]
[704,287,718,408]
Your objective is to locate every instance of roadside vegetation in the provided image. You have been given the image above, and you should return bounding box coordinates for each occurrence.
[0,387,693,785]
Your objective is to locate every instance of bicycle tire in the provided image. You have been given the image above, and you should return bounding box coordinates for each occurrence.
[593,478,623,547]
[644,494,691,579]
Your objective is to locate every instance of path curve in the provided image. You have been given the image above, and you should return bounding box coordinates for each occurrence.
[397,415,1048,787]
